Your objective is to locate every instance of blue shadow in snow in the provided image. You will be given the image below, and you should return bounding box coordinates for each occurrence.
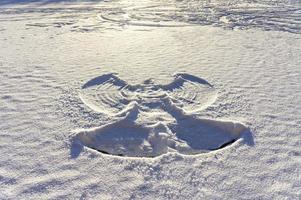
[70,139,83,159]
[82,73,126,89]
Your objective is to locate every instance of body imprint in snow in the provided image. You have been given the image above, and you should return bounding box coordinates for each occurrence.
[73,73,250,158]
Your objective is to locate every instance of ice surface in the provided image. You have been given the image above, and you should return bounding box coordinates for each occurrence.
[0,0,300,199]
[0,0,299,33]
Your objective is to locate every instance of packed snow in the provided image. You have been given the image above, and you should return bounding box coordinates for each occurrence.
[0,0,300,199]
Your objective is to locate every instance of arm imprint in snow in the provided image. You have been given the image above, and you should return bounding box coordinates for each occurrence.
[79,73,217,115]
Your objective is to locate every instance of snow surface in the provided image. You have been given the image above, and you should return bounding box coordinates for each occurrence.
[0,0,301,199]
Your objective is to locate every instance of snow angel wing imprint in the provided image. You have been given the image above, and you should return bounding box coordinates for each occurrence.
[79,73,132,115]
[79,73,217,115]
[160,73,217,112]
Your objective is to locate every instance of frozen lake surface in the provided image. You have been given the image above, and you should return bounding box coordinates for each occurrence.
[0,0,300,199]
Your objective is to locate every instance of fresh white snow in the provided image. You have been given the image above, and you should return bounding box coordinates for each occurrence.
[0,0,300,199]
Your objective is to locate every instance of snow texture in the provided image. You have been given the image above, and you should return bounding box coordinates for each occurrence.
[0,0,300,199]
